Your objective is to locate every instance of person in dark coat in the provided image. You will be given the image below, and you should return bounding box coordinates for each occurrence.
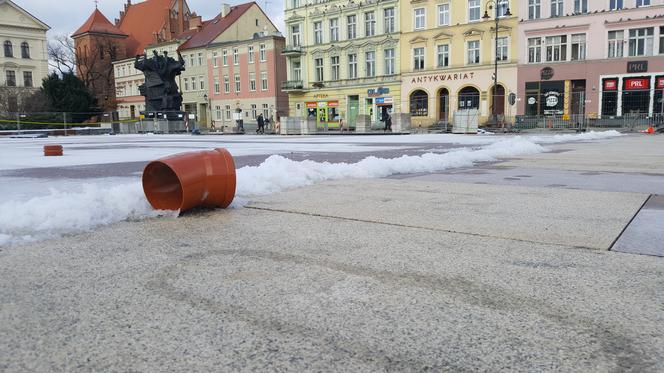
[256,113,265,134]
[383,112,392,132]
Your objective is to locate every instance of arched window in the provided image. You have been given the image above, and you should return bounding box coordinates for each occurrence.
[21,42,30,58]
[4,41,12,57]
[410,90,429,117]
[458,86,480,109]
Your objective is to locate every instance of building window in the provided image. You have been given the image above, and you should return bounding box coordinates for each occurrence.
[365,11,375,37]
[314,21,323,44]
[233,48,239,65]
[384,8,395,33]
[249,72,256,91]
[235,74,241,92]
[192,77,198,91]
[331,56,340,80]
[213,51,218,67]
[198,52,203,66]
[637,0,651,6]
[248,45,254,63]
[497,0,509,17]
[3,41,12,57]
[215,105,222,120]
[468,0,480,22]
[315,58,324,82]
[261,71,268,90]
[20,42,29,58]
[347,15,357,39]
[459,86,480,109]
[222,50,228,65]
[410,90,428,117]
[259,44,266,61]
[629,28,654,57]
[224,76,230,93]
[528,0,540,19]
[365,51,375,77]
[414,8,426,30]
[608,31,624,58]
[189,54,195,66]
[348,54,357,79]
[330,19,339,42]
[251,104,257,119]
[184,77,189,91]
[437,4,450,26]
[574,0,587,13]
[571,34,586,60]
[263,103,269,118]
[551,0,563,17]
[467,40,480,64]
[496,37,508,61]
[545,35,567,61]
[610,0,623,10]
[384,48,395,75]
[199,76,204,90]
[214,78,220,94]
[437,44,450,67]
[291,25,301,46]
[528,37,542,63]
[292,60,301,81]
[5,70,15,86]
[225,105,231,120]
[660,27,664,54]
[413,47,425,70]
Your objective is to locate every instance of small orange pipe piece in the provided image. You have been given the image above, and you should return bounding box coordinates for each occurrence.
[44,145,63,156]
[142,148,236,213]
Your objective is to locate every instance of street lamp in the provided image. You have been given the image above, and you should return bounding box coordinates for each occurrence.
[482,1,511,124]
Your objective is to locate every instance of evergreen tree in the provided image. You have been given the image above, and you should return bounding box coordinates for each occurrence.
[41,72,97,117]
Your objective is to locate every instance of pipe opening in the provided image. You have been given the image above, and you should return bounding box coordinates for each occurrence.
[142,161,184,211]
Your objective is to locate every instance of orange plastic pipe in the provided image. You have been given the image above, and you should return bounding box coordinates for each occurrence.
[142,148,236,213]
[44,145,63,156]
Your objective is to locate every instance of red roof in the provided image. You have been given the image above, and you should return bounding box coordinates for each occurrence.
[178,2,254,51]
[72,8,128,38]
[118,0,172,56]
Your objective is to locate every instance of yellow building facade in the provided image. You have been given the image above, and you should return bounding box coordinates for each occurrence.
[283,0,402,129]
[400,0,519,127]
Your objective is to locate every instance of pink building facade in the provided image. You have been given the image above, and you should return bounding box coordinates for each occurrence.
[517,0,664,118]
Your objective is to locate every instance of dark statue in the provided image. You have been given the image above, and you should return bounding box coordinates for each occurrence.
[135,50,185,113]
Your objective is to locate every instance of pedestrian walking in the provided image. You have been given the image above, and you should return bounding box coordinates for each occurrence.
[256,113,265,134]
[383,112,392,132]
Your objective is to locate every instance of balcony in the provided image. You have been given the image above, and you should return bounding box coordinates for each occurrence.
[282,45,304,56]
[281,80,305,92]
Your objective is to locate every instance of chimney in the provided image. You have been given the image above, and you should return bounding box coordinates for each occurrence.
[178,0,185,33]
[221,3,231,18]
[189,15,202,30]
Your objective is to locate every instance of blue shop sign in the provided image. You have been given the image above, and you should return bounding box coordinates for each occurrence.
[368,87,390,97]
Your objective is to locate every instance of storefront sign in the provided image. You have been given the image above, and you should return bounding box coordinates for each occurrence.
[540,67,554,80]
[327,101,339,107]
[368,87,390,97]
[410,72,475,84]
[375,97,393,106]
[603,79,618,91]
[527,97,536,105]
[656,76,664,89]
[624,78,650,90]
[545,91,559,107]
[306,102,318,108]
[627,61,648,73]
[313,94,329,99]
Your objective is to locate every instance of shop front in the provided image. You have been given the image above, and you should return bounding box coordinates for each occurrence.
[401,66,518,127]
[306,100,340,129]
[523,79,587,117]
[600,74,664,117]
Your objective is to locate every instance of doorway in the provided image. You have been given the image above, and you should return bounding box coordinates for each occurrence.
[490,85,505,118]
[438,88,449,122]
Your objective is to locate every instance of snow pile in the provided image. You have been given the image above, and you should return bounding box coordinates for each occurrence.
[0,183,174,247]
[236,136,544,196]
[0,131,621,247]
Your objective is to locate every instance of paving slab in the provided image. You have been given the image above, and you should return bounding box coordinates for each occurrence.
[248,178,648,250]
[1,206,664,372]
[612,194,664,257]
[499,135,664,174]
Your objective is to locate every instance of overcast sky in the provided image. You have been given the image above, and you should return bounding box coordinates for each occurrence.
[16,0,285,38]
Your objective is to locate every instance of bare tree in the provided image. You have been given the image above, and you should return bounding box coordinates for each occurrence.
[48,34,77,75]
